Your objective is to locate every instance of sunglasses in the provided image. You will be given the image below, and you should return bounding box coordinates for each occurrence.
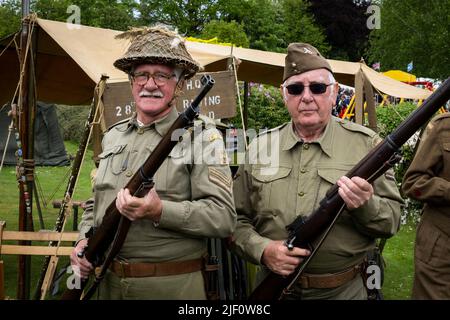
[284,82,334,95]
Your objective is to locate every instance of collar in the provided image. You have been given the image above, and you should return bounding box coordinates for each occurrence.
[282,118,335,158]
[126,106,179,136]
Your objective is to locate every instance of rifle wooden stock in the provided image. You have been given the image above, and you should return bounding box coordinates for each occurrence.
[249,78,450,300]
[61,75,215,300]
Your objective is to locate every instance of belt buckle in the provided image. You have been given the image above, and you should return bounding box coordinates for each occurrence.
[116,260,129,278]
[299,275,310,289]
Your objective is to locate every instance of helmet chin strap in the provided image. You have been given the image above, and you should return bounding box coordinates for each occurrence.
[168,74,186,107]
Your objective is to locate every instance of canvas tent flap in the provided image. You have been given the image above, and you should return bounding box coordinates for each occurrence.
[361,65,431,99]
[0,17,432,106]
[0,102,69,166]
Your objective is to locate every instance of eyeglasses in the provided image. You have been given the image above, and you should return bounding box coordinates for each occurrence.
[131,71,176,86]
[284,82,334,95]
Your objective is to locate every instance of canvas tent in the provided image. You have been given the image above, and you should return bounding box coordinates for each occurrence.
[0,17,432,107]
[383,70,417,83]
[0,102,69,166]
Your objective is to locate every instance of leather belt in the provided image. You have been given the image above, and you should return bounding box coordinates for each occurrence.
[298,264,363,289]
[110,258,203,278]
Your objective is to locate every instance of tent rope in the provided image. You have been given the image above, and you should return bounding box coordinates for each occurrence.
[0,33,18,59]
[0,119,14,171]
[231,53,248,150]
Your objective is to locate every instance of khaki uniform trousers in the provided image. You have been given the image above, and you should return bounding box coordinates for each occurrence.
[97,270,206,300]
[412,215,450,299]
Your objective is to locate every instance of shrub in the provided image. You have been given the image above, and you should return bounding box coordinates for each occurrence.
[230,82,290,132]
[55,105,91,142]
[376,102,424,224]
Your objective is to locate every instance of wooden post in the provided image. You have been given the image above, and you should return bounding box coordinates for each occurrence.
[363,75,377,131]
[354,69,365,125]
[243,82,249,131]
[17,0,37,300]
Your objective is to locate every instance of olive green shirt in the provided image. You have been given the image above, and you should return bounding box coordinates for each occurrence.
[232,117,403,273]
[78,107,236,263]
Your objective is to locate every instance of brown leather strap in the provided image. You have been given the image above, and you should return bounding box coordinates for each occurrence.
[298,264,363,289]
[110,258,203,278]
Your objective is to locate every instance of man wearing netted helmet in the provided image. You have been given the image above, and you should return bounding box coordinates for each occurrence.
[70,26,236,299]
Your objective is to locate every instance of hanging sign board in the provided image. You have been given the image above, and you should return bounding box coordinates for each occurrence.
[102,70,237,128]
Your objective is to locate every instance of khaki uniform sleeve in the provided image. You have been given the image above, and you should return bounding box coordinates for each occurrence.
[77,197,95,242]
[157,127,237,238]
[230,164,271,265]
[402,121,450,205]
[349,135,404,238]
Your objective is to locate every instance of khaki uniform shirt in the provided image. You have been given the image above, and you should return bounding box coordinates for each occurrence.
[402,113,450,233]
[402,113,450,299]
[78,107,236,263]
[232,117,403,274]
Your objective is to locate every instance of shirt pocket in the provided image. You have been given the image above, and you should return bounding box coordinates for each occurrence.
[250,165,292,215]
[148,144,188,195]
[95,144,127,191]
[316,164,354,200]
[415,218,450,268]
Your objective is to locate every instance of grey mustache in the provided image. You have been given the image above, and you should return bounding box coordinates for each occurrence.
[139,91,163,97]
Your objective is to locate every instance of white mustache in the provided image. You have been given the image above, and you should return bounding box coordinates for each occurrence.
[139,90,163,98]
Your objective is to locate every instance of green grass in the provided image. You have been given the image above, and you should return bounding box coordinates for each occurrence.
[382,222,416,299]
[0,141,95,299]
[0,142,418,299]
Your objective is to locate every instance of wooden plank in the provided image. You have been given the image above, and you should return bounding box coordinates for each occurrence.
[1,245,73,256]
[2,231,79,242]
[40,256,59,300]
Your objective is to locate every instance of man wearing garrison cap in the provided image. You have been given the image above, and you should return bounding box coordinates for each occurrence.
[70,26,236,299]
[232,43,402,299]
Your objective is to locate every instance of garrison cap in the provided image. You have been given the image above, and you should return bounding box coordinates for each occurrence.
[114,26,200,79]
[283,43,332,82]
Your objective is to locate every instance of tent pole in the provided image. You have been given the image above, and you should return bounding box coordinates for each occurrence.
[17,0,36,300]
[354,69,365,125]
[243,82,249,131]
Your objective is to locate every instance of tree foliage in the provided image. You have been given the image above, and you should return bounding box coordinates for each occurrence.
[222,0,329,53]
[32,0,136,30]
[308,0,372,61]
[136,0,222,35]
[0,0,21,38]
[282,0,330,55]
[368,0,450,79]
[200,20,249,47]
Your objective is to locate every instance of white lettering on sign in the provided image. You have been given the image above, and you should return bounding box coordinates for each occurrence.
[182,96,222,110]
[115,103,134,117]
[208,95,221,105]
[185,79,203,91]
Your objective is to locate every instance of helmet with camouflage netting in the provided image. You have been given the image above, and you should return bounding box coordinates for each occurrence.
[114,25,200,79]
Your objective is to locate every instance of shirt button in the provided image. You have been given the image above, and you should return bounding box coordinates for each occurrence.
[298,192,305,197]
[300,168,306,174]
[126,170,133,177]
[303,144,309,150]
